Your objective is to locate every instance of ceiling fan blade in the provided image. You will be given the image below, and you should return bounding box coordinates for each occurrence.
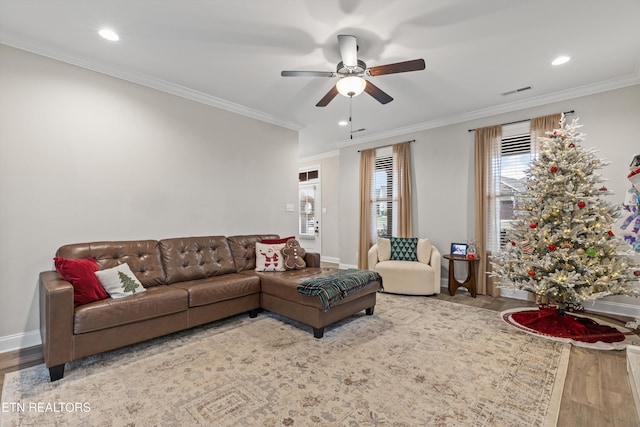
[337,35,358,68]
[364,80,393,104]
[281,70,336,77]
[367,59,426,76]
[316,85,339,107]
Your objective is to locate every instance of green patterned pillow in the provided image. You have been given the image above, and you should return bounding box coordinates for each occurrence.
[390,237,418,261]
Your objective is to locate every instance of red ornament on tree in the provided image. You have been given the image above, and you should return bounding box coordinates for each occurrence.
[511,241,516,246]
[608,230,614,236]
[529,223,538,229]
[577,201,586,209]
[548,244,557,251]
[550,166,558,173]
[528,269,536,276]
[568,143,575,148]
[599,186,608,191]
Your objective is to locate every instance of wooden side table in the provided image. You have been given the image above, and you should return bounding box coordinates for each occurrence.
[443,254,480,298]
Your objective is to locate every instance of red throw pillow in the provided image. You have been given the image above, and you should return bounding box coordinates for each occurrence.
[261,236,295,244]
[54,257,109,307]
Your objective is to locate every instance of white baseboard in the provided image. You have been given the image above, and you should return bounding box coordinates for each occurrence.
[0,330,41,354]
[585,299,640,319]
[339,263,358,270]
[320,256,340,265]
[499,288,530,300]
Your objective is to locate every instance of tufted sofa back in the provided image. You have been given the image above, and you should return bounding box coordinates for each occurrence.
[56,234,282,286]
[56,240,166,287]
[159,236,236,283]
[227,234,279,272]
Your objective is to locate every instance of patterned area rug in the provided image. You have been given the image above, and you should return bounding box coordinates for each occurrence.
[1,295,569,426]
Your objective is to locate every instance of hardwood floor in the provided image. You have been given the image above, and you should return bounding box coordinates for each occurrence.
[1,288,638,426]
[0,345,43,399]
[434,290,640,427]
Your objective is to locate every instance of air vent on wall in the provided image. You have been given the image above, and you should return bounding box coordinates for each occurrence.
[501,86,532,96]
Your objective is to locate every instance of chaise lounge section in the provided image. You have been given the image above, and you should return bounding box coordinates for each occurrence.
[39,234,381,381]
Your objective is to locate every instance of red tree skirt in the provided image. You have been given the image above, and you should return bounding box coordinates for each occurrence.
[510,307,625,343]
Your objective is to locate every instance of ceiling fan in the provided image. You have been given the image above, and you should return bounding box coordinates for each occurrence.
[281,35,426,107]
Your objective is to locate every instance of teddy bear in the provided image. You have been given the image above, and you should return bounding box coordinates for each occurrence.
[281,239,307,270]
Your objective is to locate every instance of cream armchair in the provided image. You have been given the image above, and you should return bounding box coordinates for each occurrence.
[368,238,441,295]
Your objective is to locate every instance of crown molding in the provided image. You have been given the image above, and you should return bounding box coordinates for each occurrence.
[3,35,639,153]
[299,150,340,163]
[335,74,640,149]
[0,38,302,132]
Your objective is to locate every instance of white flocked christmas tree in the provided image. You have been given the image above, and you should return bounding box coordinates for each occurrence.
[492,115,640,306]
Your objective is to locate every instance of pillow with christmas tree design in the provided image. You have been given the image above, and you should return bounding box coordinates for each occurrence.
[95,263,146,298]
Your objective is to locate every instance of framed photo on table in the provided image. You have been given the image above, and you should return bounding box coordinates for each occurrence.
[450,243,468,257]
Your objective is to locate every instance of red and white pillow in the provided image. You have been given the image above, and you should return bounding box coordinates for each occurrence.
[94,263,146,298]
[255,242,286,271]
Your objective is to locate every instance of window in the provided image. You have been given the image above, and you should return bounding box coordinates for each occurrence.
[371,147,395,240]
[298,170,318,182]
[299,168,318,237]
[498,126,531,245]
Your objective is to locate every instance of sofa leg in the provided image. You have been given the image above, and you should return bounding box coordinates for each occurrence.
[249,308,259,318]
[313,327,324,339]
[366,306,375,315]
[49,364,65,382]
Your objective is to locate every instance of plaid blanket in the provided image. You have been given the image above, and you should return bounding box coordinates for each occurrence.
[298,269,382,311]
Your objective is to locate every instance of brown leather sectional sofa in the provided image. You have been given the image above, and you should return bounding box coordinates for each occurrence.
[39,234,381,381]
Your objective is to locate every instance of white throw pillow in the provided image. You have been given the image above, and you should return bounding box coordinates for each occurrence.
[95,263,146,298]
[417,238,433,264]
[255,242,286,271]
[377,238,391,262]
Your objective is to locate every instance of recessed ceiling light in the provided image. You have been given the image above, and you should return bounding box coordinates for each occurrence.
[98,28,120,42]
[338,120,348,126]
[551,56,570,66]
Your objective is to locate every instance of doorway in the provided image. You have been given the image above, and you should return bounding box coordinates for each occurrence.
[298,167,321,255]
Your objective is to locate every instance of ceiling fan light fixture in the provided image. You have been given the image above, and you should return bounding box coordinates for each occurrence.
[551,55,570,66]
[98,28,120,41]
[336,76,366,97]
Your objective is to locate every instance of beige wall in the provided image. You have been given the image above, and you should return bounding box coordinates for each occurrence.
[2,40,639,350]
[337,84,640,314]
[0,44,299,350]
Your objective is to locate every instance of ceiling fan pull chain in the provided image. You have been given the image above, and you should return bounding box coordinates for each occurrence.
[349,95,353,140]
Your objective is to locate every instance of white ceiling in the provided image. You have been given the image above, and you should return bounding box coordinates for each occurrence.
[1,0,639,156]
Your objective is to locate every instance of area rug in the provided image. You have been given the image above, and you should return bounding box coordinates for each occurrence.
[502,307,640,351]
[1,295,569,426]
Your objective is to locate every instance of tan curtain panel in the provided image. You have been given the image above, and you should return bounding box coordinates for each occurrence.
[474,125,502,297]
[358,148,376,269]
[393,142,413,238]
[530,113,562,159]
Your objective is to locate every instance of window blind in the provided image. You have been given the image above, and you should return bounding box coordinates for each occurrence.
[370,147,395,241]
[501,134,530,156]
